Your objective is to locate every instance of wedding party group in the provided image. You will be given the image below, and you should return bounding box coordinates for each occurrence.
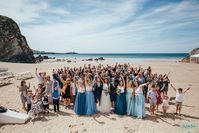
[18,63,190,119]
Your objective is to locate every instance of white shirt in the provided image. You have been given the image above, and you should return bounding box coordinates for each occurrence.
[175,92,183,102]
[35,71,43,84]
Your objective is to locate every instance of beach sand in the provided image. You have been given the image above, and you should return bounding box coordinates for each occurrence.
[0,59,199,133]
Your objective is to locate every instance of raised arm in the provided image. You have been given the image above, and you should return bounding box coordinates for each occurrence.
[184,88,190,94]
[70,83,73,96]
[121,76,125,87]
[59,74,65,83]
[98,75,104,83]
[160,83,165,91]
[128,63,130,68]
[170,84,176,92]
[85,74,89,85]
[139,82,148,88]
[33,85,37,91]
[126,77,128,87]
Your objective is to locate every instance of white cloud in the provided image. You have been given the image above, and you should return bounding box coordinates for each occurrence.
[0,0,48,23]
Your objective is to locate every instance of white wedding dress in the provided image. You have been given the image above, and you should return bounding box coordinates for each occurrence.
[99,83,111,113]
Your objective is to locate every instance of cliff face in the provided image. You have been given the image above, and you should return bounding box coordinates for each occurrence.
[0,15,35,63]
[189,48,199,56]
[181,47,199,62]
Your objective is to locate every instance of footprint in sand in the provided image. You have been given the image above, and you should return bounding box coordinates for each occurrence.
[69,124,77,128]
[70,131,78,133]
[127,129,135,133]
[124,126,128,129]
[82,129,87,132]
[110,117,116,120]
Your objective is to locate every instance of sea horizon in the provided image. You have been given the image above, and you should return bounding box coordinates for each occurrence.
[34,53,188,62]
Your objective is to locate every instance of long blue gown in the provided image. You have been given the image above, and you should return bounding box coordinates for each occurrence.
[114,86,126,115]
[85,86,96,115]
[126,88,135,116]
[74,88,86,115]
[134,86,146,118]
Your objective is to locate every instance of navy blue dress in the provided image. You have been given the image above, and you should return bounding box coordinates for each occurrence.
[109,82,117,102]
[85,86,96,115]
[93,83,103,103]
[114,87,126,115]
[74,89,86,115]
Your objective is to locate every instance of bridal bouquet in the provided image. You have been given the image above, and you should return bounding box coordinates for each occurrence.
[147,77,153,83]
[104,89,109,96]
[117,89,121,95]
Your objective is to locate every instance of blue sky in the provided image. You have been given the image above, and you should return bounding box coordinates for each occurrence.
[0,0,199,53]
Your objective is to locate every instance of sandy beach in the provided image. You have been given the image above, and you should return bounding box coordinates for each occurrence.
[0,59,199,133]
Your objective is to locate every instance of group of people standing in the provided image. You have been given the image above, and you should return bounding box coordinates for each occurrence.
[18,63,190,119]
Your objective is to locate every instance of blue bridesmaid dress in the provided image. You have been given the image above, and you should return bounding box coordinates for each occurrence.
[114,86,126,115]
[85,86,96,115]
[126,88,135,116]
[74,88,86,115]
[134,86,146,118]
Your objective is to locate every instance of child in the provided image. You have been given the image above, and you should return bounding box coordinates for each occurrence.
[170,84,190,115]
[34,85,43,101]
[26,90,32,114]
[30,95,42,118]
[42,92,49,114]
[148,84,158,115]
[162,95,169,116]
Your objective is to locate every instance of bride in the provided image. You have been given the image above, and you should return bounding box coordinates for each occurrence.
[99,76,111,113]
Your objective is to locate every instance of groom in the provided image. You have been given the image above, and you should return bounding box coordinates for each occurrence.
[93,76,103,104]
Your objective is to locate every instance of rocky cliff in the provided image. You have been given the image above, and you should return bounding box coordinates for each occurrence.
[189,48,199,56]
[181,47,199,62]
[0,15,35,63]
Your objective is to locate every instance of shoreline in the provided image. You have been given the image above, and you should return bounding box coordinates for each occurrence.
[35,57,182,63]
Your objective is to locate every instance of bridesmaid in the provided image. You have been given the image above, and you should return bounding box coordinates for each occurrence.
[114,76,126,115]
[85,74,96,115]
[99,77,111,113]
[134,81,148,118]
[74,79,86,115]
[109,77,117,108]
[126,77,136,116]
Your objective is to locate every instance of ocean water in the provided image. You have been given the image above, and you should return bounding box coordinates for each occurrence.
[34,53,187,62]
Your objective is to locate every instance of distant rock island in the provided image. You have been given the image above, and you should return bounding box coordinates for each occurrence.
[0,15,35,63]
[33,49,78,54]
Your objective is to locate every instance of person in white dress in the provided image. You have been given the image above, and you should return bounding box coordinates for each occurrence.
[99,77,111,113]
[162,95,169,116]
